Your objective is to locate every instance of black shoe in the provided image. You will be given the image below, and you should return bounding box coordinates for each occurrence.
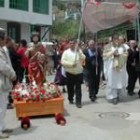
[117,96,120,102]
[90,96,96,102]
[128,92,135,96]
[112,98,118,105]
[62,87,66,93]
[94,95,97,99]
[76,103,82,108]
[138,90,140,99]
[69,101,74,104]
[7,104,14,109]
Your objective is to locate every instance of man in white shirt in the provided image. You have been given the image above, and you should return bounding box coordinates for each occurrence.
[61,39,85,108]
[0,28,16,138]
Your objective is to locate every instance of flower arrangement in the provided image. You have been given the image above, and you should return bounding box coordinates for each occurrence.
[11,82,62,102]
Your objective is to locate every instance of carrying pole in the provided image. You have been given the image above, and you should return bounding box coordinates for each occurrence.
[74,0,85,63]
[95,32,98,75]
[77,0,85,40]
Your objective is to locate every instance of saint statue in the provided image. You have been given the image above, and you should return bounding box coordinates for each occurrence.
[26,32,48,86]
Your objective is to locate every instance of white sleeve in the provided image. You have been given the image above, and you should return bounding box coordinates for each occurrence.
[61,51,73,67]
[61,66,66,77]
[124,44,129,50]
[0,54,16,80]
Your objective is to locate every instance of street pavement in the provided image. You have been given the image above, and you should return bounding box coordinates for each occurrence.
[4,75,140,140]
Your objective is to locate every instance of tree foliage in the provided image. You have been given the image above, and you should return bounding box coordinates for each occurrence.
[52,0,83,40]
[53,0,66,11]
[52,20,80,40]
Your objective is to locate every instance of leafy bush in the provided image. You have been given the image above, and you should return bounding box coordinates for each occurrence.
[52,20,81,40]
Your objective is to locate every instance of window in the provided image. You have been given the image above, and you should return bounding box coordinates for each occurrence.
[9,0,28,11]
[0,0,4,7]
[7,22,21,43]
[33,0,49,15]
[30,25,41,41]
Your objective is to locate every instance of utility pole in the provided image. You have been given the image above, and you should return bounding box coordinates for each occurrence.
[81,0,84,6]
[81,0,86,42]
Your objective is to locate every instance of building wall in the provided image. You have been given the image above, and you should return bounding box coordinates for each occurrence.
[0,20,7,30]
[21,23,30,43]
[0,0,52,42]
[0,20,31,42]
[0,0,52,26]
[0,20,51,43]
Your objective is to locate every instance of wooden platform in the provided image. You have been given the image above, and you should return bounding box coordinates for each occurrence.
[14,96,64,118]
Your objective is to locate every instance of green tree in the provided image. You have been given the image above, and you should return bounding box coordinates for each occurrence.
[52,20,80,40]
[53,0,66,10]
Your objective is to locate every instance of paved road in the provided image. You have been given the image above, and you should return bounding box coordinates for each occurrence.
[5,75,140,140]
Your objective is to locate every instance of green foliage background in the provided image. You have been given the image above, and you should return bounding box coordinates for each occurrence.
[52,0,137,41]
[52,0,82,40]
[52,20,80,40]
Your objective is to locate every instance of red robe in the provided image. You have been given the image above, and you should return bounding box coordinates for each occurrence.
[28,43,47,86]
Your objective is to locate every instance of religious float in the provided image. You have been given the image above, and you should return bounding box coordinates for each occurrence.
[12,82,64,119]
[12,32,64,119]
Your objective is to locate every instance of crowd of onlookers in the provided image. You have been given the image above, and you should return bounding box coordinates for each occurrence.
[1,26,140,138]
[3,37,29,109]
[4,36,140,108]
[1,34,140,109]
[2,31,140,111]
[55,36,140,106]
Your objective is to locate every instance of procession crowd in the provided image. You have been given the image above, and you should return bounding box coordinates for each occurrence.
[0,27,140,138]
[56,35,140,107]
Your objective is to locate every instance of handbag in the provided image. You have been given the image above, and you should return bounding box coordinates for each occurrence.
[54,65,67,86]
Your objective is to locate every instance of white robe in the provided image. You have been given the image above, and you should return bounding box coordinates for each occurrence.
[104,45,128,100]
[0,47,16,134]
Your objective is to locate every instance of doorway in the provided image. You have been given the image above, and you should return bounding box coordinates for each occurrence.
[7,22,21,43]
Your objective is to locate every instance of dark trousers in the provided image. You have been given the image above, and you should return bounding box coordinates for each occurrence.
[101,62,105,81]
[127,65,139,93]
[66,72,83,104]
[86,67,101,98]
[18,67,29,84]
[102,72,105,81]
[8,92,13,104]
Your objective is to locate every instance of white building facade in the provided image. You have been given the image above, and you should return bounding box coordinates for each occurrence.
[0,0,52,43]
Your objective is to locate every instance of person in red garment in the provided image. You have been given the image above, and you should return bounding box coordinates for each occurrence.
[26,32,48,86]
[17,39,29,84]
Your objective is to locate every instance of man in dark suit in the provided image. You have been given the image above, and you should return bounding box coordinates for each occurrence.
[126,40,137,96]
[84,40,102,102]
[6,37,21,82]
[134,44,140,98]
[5,37,21,109]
